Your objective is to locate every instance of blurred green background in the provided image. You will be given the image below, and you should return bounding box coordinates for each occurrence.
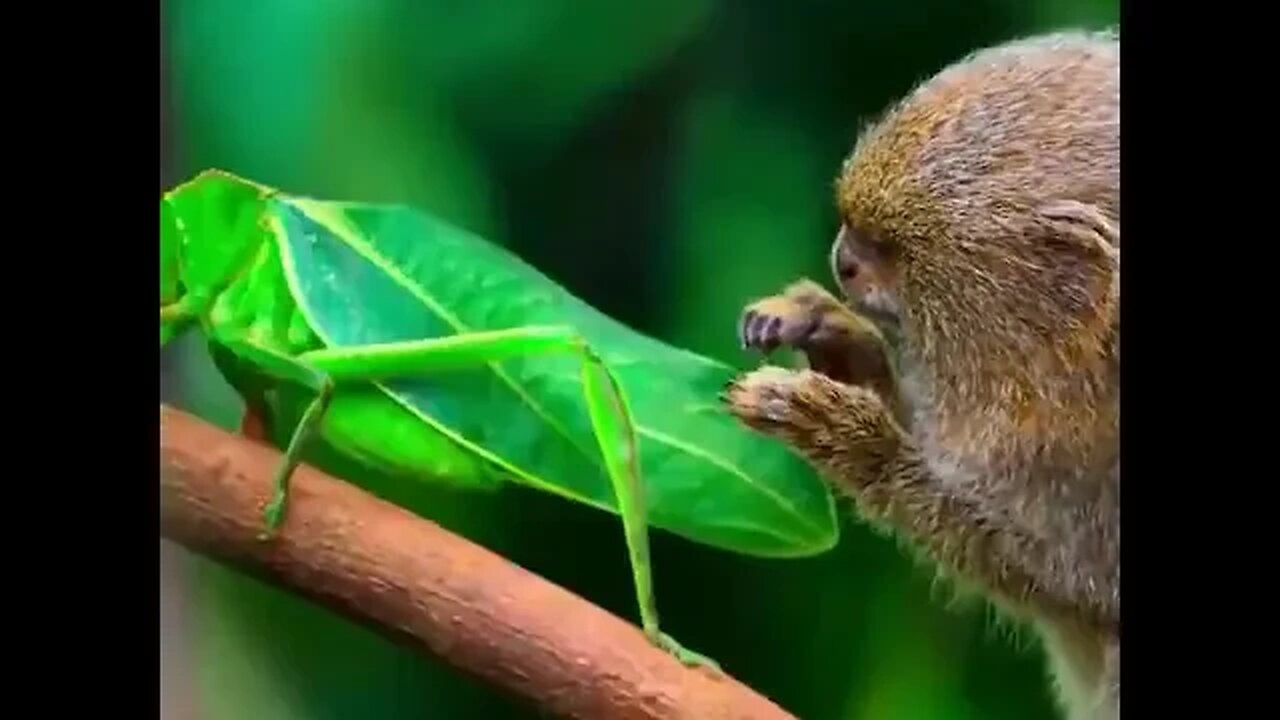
[159,2,1118,718]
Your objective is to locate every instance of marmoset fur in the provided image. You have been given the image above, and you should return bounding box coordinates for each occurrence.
[724,30,1119,720]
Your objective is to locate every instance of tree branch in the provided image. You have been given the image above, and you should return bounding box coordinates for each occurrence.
[159,404,796,720]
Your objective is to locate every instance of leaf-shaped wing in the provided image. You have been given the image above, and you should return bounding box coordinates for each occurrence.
[270,195,837,557]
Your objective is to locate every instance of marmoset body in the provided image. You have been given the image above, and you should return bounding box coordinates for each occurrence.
[725,31,1119,720]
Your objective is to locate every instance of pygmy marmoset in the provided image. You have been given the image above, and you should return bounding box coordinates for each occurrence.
[724,30,1119,720]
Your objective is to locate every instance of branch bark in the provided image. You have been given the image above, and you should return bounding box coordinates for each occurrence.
[159,404,796,720]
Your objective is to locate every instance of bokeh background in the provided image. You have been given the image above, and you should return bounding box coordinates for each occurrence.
[159,2,1120,718]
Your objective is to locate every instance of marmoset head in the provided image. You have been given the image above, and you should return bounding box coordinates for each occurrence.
[828,32,1119,409]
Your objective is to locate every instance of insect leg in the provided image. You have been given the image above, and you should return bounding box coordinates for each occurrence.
[576,343,720,670]
[214,334,335,536]
[299,326,719,669]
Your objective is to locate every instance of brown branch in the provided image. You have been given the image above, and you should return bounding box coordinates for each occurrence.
[159,404,796,720]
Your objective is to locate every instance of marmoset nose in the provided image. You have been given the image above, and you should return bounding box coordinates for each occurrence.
[831,232,859,281]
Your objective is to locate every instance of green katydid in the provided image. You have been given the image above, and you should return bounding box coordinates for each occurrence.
[160,169,837,668]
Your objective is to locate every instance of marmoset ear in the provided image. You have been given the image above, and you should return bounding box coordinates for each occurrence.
[1036,200,1120,324]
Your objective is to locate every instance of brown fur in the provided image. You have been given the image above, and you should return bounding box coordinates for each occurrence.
[725,31,1119,720]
